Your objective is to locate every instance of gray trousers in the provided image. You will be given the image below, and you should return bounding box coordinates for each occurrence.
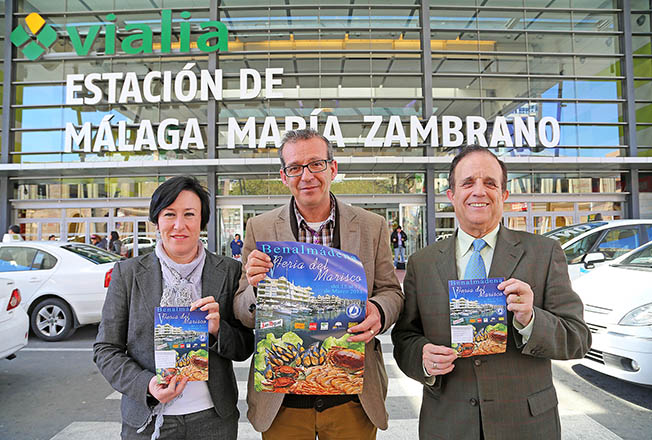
[121,408,238,440]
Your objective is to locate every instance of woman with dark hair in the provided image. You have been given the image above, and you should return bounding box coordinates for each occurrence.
[94,176,253,440]
[109,231,123,255]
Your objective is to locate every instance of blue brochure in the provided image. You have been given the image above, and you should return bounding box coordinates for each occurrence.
[253,241,367,394]
[448,278,507,357]
[154,306,209,383]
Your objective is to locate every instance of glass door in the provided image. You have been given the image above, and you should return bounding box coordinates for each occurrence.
[399,204,426,258]
[219,206,243,257]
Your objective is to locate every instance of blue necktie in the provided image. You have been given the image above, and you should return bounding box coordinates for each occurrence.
[464,238,487,280]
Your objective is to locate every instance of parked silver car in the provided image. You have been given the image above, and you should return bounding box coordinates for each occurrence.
[544,220,652,280]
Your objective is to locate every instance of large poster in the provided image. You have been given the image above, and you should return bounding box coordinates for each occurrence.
[254,241,368,394]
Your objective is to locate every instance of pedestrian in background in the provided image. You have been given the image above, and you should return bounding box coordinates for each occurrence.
[391,225,407,269]
[91,234,108,250]
[230,233,243,261]
[2,224,23,242]
[94,176,253,440]
[109,231,123,255]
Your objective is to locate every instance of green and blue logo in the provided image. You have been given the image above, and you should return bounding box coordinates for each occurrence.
[10,10,228,61]
[10,13,57,60]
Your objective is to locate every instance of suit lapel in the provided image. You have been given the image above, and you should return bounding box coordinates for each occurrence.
[135,253,163,311]
[436,235,458,291]
[489,227,524,280]
[201,253,226,300]
[274,204,298,241]
[337,201,360,259]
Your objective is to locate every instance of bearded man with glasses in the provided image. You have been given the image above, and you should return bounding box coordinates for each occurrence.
[234,128,404,440]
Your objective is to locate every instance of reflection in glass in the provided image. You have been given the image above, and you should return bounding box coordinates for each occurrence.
[400,204,425,256]
[507,216,527,232]
[573,35,620,55]
[219,207,243,257]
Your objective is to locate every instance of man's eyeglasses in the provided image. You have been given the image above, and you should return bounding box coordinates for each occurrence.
[282,159,333,177]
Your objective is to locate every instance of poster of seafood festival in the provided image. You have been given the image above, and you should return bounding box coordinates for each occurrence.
[254,241,368,394]
[154,307,209,383]
[448,278,508,357]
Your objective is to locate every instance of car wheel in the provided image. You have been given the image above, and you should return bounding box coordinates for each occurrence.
[30,298,76,342]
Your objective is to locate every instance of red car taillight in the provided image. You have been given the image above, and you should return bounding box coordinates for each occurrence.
[105,268,113,288]
[7,288,21,311]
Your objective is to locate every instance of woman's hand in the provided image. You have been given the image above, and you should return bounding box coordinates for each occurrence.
[148,375,188,404]
[191,296,220,337]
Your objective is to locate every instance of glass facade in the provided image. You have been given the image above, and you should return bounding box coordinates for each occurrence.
[1,0,649,253]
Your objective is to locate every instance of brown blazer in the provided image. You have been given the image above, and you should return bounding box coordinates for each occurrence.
[234,198,404,432]
[391,226,591,440]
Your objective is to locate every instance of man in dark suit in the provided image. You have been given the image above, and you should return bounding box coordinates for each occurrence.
[392,146,591,440]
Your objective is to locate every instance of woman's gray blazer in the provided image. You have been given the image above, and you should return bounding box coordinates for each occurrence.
[93,251,254,428]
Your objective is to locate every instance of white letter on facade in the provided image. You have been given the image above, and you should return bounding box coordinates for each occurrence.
[240,69,261,99]
[465,116,488,147]
[364,115,383,147]
[227,117,256,149]
[410,115,439,147]
[65,122,91,152]
[158,118,179,150]
[442,116,463,147]
[489,116,513,147]
[259,116,281,149]
[65,74,84,105]
[180,118,205,150]
[538,117,560,148]
[384,116,408,147]
[323,116,345,147]
[265,68,284,99]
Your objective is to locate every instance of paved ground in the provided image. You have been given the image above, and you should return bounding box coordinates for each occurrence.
[1,324,650,440]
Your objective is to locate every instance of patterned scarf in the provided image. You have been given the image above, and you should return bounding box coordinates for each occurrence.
[155,240,206,307]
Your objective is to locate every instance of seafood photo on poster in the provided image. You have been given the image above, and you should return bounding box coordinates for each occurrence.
[154,307,209,383]
[253,241,368,394]
[448,278,508,358]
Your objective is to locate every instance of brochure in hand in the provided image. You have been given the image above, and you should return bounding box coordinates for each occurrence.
[448,278,507,357]
[254,241,368,395]
[154,306,209,384]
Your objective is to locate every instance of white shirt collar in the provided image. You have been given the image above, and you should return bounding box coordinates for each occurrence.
[457,224,501,255]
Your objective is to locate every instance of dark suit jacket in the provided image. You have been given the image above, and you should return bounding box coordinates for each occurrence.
[392,226,591,440]
[234,199,404,432]
[93,251,254,429]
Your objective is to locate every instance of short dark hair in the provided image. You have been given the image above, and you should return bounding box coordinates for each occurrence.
[449,146,507,193]
[235,234,241,239]
[278,129,333,167]
[149,176,210,229]
[8,224,20,234]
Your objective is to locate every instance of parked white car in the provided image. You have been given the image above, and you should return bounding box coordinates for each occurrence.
[544,219,652,280]
[121,236,156,258]
[0,242,122,341]
[573,241,652,386]
[0,278,28,359]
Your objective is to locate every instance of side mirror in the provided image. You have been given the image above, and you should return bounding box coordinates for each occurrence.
[583,252,606,270]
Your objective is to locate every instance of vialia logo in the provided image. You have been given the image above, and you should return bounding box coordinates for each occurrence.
[10,13,57,60]
[11,10,228,61]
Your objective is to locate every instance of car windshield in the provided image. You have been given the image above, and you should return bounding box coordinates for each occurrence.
[615,244,652,268]
[544,222,607,246]
[61,244,122,264]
